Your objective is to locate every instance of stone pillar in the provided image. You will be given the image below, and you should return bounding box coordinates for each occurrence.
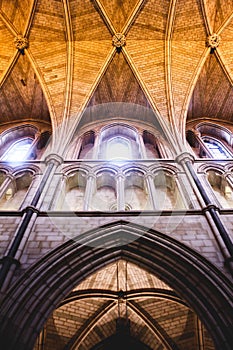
[92,131,101,159]
[138,132,147,159]
[74,135,83,159]
[145,172,157,210]
[0,174,15,200]
[176,152,233,272]
[83,172,95,210]
[116,171,125,210]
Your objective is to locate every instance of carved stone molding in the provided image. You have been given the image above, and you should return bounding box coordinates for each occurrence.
[14,35,29,52]
[112,33,126,48]
[206,33,220,49]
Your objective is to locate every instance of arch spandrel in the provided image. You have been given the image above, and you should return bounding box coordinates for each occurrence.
[0,221,232,350]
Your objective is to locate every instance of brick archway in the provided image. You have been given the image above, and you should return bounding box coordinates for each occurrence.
[0,221,232,350]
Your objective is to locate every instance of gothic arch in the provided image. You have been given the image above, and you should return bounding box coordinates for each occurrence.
[0,221,232,350]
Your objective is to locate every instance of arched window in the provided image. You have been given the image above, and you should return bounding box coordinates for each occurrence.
[124,171,151,210]
[207,170,233,208]
[203,138,231,159]
[154,171,185,210]
[186,123,233,159]
[58,171,87,211]
[99,124,140,160]
[106,137,132,160]
[91,172,117,211]
[0,172,33,210]
[78,131,95,159]
[2,138,33,162]
[142,130,161,159]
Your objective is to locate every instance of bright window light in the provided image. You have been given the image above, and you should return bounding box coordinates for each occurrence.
[106,137,131,160]
[2,138,33,162]
[203,139,231,159]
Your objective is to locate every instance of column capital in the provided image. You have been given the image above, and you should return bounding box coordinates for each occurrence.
[44,153,64,166]
[6,173,15,181]
[144,171,154,180]
[116,171,125,180]
[223,171,233,180]
[87,171,96,180]
[175,152,195,165]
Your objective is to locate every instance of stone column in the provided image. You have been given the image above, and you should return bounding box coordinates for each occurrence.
[145,172,157,210]
[116,171,125,210]
[0,174,15,200]
[83,172,95,210]
[138,132,147,159]
[92,131,100,159]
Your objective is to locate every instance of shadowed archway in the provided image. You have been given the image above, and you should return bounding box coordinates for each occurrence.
[0,221,232,350]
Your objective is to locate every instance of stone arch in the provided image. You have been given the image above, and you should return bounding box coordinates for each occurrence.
[0,221,232,350]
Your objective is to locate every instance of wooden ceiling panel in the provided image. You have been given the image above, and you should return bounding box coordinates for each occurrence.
[0,0,32,34]
[0,54,50,124]
[70,0,111,40]
[98,0,141,32]
[205,0,233,33]
[187,54,233,122]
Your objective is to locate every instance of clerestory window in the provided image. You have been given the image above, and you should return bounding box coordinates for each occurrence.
[2,138,33,162]
[203,138,231,159]
[106,137,132,160]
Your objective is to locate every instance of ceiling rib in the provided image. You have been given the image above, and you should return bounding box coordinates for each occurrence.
[23,0,38,37]
[92,0,115,35]
[122,0,146,35]
[0,9,18,36]
[61,288,187,307]
[216,11,233,35]
[200,0,212,35]
[57,0,75,153]
[122,47,177,155]
[164,0,180,148]
[63,301,115,350]
[0,11,19,88]
[214,50,233,86]
[0,51,20,89]
[128,300,180,350]
[61,46,116,156]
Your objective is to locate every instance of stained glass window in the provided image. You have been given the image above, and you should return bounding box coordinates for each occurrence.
[203,139,231,159]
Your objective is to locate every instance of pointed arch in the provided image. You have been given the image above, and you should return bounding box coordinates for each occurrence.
[0,221,232,350]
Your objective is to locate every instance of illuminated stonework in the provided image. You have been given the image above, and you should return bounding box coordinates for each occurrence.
[112,33,126,48]
[206,33,220,49]
[14,35,29,51]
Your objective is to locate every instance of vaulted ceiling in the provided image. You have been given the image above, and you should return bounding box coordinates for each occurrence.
[41,260,214,350]
[0,0,232,150]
